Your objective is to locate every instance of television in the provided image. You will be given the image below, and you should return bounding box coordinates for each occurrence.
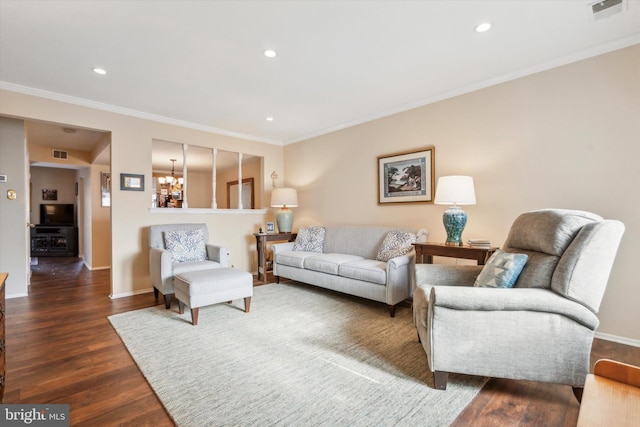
[40,204,75,226]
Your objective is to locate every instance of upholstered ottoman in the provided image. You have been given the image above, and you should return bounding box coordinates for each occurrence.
[174,268,253,325]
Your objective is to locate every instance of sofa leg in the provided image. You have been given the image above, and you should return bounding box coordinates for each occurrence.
[190,307,199,326]
[153,287,159,300]
[434,371,448,390]
[244,296,251,313]
[164,294,172,309]
[275,275,280,284]
[572,386,584,403]
[388,304,396,317]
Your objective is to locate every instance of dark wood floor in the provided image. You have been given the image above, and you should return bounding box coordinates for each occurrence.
[4,258,640,426]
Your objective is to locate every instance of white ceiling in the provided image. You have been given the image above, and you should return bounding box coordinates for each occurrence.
[1,0,639,153]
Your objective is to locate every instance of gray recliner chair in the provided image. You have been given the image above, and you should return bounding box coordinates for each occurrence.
[149,223,229,308]
[413,209,625,397]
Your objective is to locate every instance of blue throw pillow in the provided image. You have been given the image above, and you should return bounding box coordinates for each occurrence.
[474,250,528,288]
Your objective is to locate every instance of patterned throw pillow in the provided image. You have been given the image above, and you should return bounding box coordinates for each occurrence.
[164,228,207,262]
[474,250,528,288]
[376,231,417,262]
[293,226,325,252]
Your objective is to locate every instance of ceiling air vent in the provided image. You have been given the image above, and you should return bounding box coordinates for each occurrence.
[52,149,69,160]
[590,0,625,20]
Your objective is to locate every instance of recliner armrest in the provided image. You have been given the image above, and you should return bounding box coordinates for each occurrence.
[206,244,229,267]
[430,286,599,330]
[416,264,483,288]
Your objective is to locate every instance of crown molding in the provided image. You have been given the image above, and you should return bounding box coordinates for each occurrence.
[0,82,284,146]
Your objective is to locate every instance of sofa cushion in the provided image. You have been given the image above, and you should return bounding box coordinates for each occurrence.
[164,228,207,262]
[474,249,528,288]
[304,253,364,275]
[276,251,317,269]
[339,259,387,285]
[293,226,325,252]
[376,231,417,262]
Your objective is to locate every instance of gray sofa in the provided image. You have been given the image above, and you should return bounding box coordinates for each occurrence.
[272,226,421,316]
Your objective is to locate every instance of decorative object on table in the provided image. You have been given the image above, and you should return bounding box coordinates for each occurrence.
[434,175,476,246]
[377,146,435,204]
[120,173,145,191]
[468,239,491,248]
[42,189,57,200]
[100,172,110,207]
[271,188,298,233]
[265,222,275,234]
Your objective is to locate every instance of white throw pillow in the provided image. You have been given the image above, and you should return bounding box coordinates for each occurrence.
[164,228,207,262]
[293,226,325,252]
[376,231,417,262]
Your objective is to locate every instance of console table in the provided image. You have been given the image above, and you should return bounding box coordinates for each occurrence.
[413,242,498,265]
[31,225,78,257]
[254,232,296,284]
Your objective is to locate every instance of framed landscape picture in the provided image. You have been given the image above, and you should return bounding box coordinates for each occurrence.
[378,146,435,204]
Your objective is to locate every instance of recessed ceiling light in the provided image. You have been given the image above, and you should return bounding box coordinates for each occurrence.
[266,117,274,122]
[475,22,492,33]
[92,67,107,75]
[264,50,277,58]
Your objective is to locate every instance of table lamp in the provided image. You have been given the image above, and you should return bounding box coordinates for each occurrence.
[271,188,298,233]
[434,176,476,246]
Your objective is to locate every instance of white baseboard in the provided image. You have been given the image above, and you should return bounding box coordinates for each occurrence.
[110,287,154,299]
[6,292,29,299]
[595,331,640,348]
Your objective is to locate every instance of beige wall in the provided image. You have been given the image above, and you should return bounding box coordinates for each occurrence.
[285,45,640,342]
[0,117,29,297]
[0,90,284,299]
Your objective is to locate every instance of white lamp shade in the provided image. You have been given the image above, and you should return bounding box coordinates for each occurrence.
[434,176,476,205]
[271,188,298,207]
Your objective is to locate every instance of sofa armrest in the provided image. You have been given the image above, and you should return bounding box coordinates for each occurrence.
[206,243,229,267]
[150,247,173,291]
[272,242,294,255]
[430,286,599,330]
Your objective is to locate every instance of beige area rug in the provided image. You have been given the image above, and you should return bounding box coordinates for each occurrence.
[109,282,487,426]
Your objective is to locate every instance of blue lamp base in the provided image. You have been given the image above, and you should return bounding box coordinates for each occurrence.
[443,206,467,246]
[276,208,294,233]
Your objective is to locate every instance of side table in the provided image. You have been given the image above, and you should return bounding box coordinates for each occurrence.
[254,232,297,284]
[413,242,498,265]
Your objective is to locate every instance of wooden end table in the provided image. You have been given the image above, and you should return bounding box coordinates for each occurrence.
[254,232,297,284]
[413,242,498,265]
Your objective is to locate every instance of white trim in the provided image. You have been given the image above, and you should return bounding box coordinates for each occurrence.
[110,288,154,299]
[6,292,29,299]
[149,208,267,214]
[595,331,640,348]
[0,81,283,146]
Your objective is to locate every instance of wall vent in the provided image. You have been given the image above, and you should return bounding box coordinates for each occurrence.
[590,0,625,20]
[52,149,68,160]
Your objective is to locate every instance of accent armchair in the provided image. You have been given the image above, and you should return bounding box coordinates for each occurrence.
[413,209,625,396]
[149,223,229,308]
